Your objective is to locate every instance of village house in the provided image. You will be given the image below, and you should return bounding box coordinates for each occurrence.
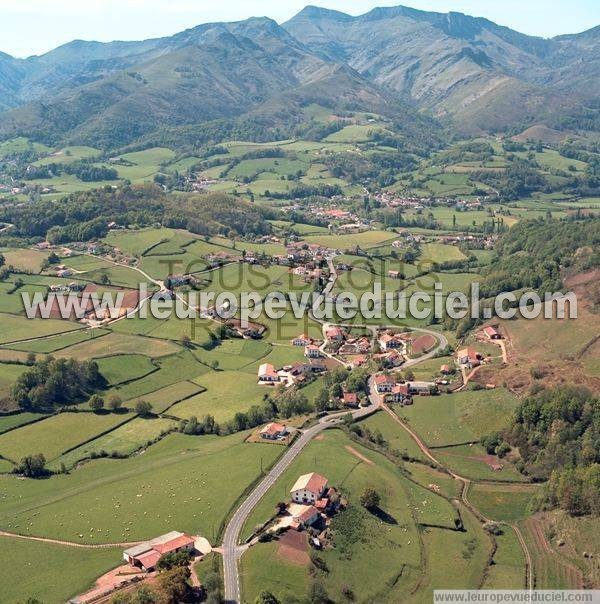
[260,422,289,441]
[456,348,482,368]
[378,331,404,351]
[290,472,329,505]
[389,383,412,404]
[258,363,280,383]
[350,355,368,368]
[440,364,453,375]
[325,326,346,342]
[388,270,402,279]
[342,392,358,408]
[305,344,322,359]
[123,532,196,572]
[292,334,313,347]
[291,506,321,530]
[374,374,395,394]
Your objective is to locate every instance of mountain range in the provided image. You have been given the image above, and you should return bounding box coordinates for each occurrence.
[0,5,598,151]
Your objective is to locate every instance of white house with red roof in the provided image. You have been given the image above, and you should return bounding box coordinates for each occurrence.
[260,422,288,441]
[258,363,280,383]
[456,348,482,368]
[290,472,329,505]
[304,344,322,359]
[374,373,395,393]
[292,334,313,347]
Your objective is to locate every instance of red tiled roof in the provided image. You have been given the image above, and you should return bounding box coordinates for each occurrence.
[343,392,358,404]
[153,534,195,555]
[291,472,328,495]
[374,374,395,385]
[137,550,161,570]
[296,506,320,523]
[483,326,500,337]
[260,422,286,436]
[392,384,410,395]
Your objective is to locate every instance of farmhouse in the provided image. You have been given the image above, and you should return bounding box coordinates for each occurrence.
[305,344,322,359]
[483,326,502,340]
[260,422,288,440]
[389,383,412,404]
[440,364,453,374]
[388,270,402,279]
[258,363,280,383]
[291,505,321,530]
[342,392,358,407]
[374,373,395,393]
[123,531,195,572]
[292,334,313,346]
[456,348,482,368]
[378,331,404,351]
[290,472,329,504]
[325,326,346,341]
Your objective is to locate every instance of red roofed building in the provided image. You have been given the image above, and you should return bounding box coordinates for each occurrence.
[123,532,196,572]
[456,348,482,368]
[290,473,329,504]
[305,344,322,359]
[258,363,280,383]
[260,422,289,440]
[374,374,395,393]
[342,392,358,407]
[292,334,313,346]
[325,326,346,341]
[389,383,412,404]
[292,505,321,529]
[483,326,502,340]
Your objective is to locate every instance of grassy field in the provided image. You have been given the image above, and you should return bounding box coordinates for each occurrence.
[482,526,526,589]
[0,411,132,463]
[0,313,80,345]
[435,443,527,482]
[0,431,281,544]
[169,370,268,423]
[50,416,179,471]
[3,327,109,353]
[0,412,48,435]
[0,535,121,604]
[241,429,424,603]
[121,380,203,414]
[0,363,28,406]
[303,230,397,250]
[468,483,538,522]
[104,227,175,256]
[95,354,157,385]
[0,247,50,272]
[420,243,467,264]
[53,332,179,360]
[397,389,519,447]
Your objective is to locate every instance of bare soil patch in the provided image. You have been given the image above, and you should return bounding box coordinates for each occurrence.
[277,529,310,566]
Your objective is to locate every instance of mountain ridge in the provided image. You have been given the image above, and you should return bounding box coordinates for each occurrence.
[0,5,597,149]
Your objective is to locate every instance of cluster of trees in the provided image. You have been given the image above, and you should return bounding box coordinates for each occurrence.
[487,386,599,515]
[438,141,495,165]
[110,567,195,603]
[268,183,343,200]
[0,184,273,244]
[181,387,313,438]
[313,366,373,412]
[480,216,600,298]
[11,357,105,410]
[24,161,118,182]
[470,160,547,200]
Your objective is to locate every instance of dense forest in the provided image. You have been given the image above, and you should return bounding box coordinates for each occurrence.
[0,185,273,244]
[480,217,600,298]
[489,386,599,515]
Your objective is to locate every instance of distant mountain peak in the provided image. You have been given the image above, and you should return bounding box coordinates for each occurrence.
[293,5,352,21]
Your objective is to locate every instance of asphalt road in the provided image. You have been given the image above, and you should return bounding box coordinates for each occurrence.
[222,404,378,603]
[222,327,448,603]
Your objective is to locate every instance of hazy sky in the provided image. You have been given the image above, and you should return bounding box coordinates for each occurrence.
[2,0,599,57]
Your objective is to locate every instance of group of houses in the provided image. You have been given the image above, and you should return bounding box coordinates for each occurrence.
[374,374,437,403]
[257,359,327,386]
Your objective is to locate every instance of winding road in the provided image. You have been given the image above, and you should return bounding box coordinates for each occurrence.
[222,324,449,603]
